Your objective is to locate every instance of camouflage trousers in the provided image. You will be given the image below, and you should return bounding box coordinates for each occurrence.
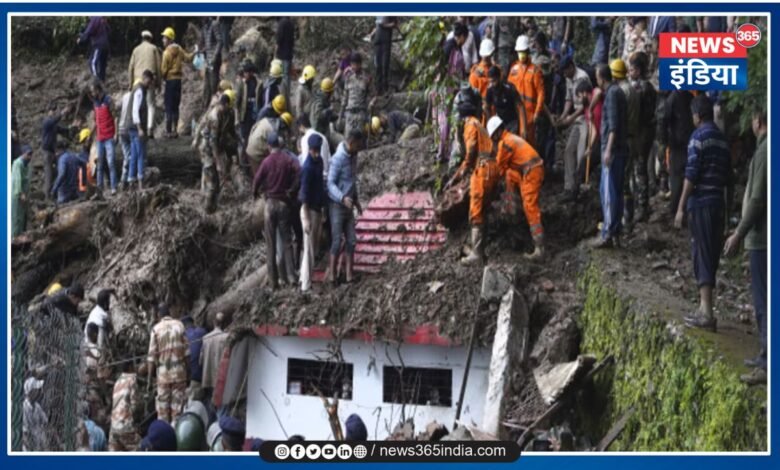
[108,431,140,452]
[398,124,421,144]
[633,127,655,216]
[344,110,368,142]
[155,381,187,424]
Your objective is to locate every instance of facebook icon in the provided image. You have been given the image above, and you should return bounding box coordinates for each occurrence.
[291,444,306,460]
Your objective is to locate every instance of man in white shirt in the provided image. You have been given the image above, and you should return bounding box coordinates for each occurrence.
[556,56,592,201]
[84,289,113,348]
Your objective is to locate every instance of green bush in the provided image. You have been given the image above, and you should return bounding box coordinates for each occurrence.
[577,265,766,451]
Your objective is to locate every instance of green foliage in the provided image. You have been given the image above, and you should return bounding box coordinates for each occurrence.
[576,266,767,451]
[723,21,768,134]
[401,17,455,94]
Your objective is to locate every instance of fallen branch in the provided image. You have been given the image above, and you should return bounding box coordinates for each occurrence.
[596,406,636,451]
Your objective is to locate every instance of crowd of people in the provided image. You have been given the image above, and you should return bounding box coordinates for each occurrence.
[14,14,767,452]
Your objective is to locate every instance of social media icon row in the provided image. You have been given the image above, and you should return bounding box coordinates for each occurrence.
[274,443,367,460]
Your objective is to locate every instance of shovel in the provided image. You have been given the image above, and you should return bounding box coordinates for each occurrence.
[580,122,594,192]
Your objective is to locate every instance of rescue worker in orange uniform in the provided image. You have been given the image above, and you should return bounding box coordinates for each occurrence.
[489,115,545,259]
[450,88,500,265]
[507,35,545,148]
[469,39,500,101]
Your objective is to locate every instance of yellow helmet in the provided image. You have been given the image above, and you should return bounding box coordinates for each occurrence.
[222,89,236,108]
[218,79,233,92]
[78,128,92,144]
[280,112,293,127]
[299,65,316,84]
[270,61,283,78]
[162,27,175,40]
[133,78,142,88]
[609,58,627,79]
[320,78,335,93]
[371,116,382,134]
[272,94,287,114]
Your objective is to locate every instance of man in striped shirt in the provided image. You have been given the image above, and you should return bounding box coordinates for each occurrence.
[674,95,733,332]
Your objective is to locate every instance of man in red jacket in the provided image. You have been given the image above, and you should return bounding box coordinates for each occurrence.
[90,81,118,195]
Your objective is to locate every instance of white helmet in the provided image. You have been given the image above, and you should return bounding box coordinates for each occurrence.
[487,116,504,137]
[515,34,530,52]
[479,38,495,58]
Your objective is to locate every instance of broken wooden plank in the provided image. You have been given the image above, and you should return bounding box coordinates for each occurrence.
[516,401,565,448]
[596,406,636,451]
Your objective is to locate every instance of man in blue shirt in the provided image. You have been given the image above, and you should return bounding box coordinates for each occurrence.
[182,316,207,402]
[327,129,365,284]
[675,95,733,332]
[299,133,328,292]
[592,64,627,248]
[51,140,87,205]
[41,102,72,201]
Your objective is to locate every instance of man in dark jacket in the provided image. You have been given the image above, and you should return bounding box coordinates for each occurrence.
[41,102,72,201]
[276,17,295,102]
[51,140,87,204]
[253,132,301,289]
[659,89,695,216]
[298,133,328,292]
[201,17,224,109]
[44,283,84,317]
[182,316,207,401]
[372,17,397,94]
[77,16,110,82]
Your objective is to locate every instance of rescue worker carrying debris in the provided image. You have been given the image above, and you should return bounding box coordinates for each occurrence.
[193,89,238,213]
[449,87,499,265]
[489,115,545,259]
[507,34,545,147]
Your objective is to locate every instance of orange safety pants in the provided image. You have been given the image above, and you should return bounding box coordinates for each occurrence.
[518,108,537,148]
[506,165,544,238]
[469,160,501,225]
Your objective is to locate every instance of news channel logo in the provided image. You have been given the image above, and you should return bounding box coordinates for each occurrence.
[271,442,367,461]
[658,24,760,91]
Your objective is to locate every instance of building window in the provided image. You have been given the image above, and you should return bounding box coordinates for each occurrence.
[382,366,452,407]
[287,358,354,400]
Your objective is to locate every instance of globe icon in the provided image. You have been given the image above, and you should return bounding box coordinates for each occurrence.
[354,444,368,459]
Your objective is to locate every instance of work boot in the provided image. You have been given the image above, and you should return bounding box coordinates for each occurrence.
[683,313,717,333]
[525,235,544,260]
[461,226,484,265]
[740,367,767,386]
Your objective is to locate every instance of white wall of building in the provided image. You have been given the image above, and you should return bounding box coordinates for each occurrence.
[246,336,491,440]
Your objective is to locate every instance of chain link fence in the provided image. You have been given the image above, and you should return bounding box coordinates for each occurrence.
[12,301,84,451]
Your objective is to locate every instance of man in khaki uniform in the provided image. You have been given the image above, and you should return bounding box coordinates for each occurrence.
[193,90,238,213]
[147,302,189,424]
[109,361,142,451]
[129,31,162,135]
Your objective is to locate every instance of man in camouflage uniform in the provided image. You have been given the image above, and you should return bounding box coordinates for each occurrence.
[628,51,657,222]
[81,323,110,432]
[147,302,190,424]
[340,52,373,145]
[611,59,640,231]
[109,360,142,451]
[193,90,238,213]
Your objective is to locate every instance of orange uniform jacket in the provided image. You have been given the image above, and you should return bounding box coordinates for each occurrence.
[496,130,544,238]
[469,61,501,99]
[460,116,499,226]
[507,61,545,143]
